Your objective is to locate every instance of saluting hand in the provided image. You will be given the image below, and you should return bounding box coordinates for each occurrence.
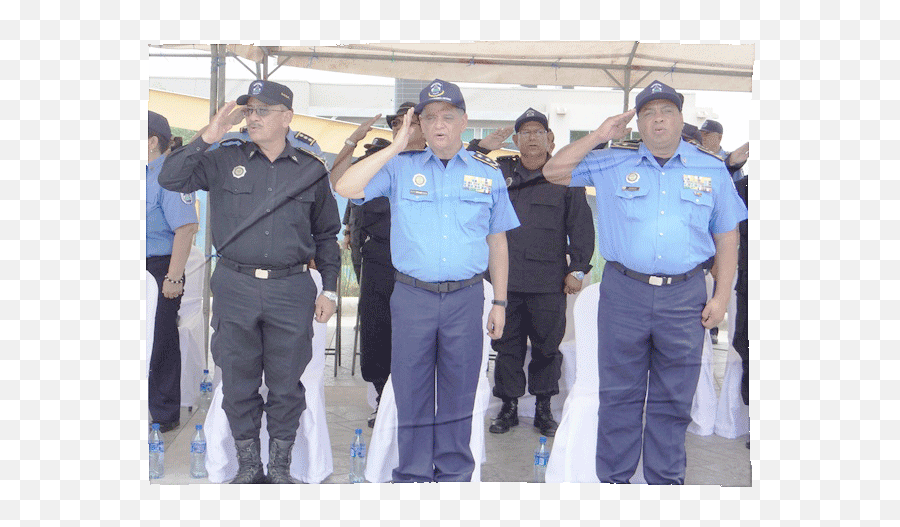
[478,126,514,151]
[201,101,243,144]
[596,109,636,143]
[348,114,382,146]
[728,142,750,166]
[390,107,415,152]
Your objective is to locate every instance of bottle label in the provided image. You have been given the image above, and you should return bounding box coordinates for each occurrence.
[357,445,366,458]
[201,382,212,393]
[191,441,206,454]
[534,454,547,466]
[149,442,158,453]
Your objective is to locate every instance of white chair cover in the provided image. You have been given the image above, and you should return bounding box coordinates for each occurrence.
[204,270,333,483]
[714,273,749,438]
[177,245,206,408]
[545,283,601,483]
[687,330,718,436]
[364,280,494,483]
[146,271,157,379]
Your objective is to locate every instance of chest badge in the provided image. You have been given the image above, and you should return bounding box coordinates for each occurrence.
[506,177,513,187]
[625,172,640,184]
[181,193,194,204]
[232,165,246,179]
[413,173,427,187]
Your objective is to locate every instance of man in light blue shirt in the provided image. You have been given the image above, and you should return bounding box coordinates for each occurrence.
[335,79,519,482]
[544,80,747,484]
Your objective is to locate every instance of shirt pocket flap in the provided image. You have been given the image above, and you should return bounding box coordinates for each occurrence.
[680,188,713,208]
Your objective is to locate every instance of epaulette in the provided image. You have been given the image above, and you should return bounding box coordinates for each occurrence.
[496,155,519,163]
[294,146,329,168]
[220,137,247,148]
[293,131,317,146]
[610,141,640,150]
[695,144,725,161]
[472,151,500,170]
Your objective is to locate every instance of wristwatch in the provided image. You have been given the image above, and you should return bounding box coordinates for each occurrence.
[322,291,338,303]
[569,271,585,281]
[491,299,507,307]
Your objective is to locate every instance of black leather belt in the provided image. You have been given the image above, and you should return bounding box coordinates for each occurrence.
[395,271,484,293]
[217,256,308,280]
[608,261,701,287]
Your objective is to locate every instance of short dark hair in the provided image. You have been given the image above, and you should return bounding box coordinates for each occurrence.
[149,132,168,154]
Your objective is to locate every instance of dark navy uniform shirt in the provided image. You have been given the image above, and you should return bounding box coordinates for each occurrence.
[158,137,342,291]
[494,154,595,293]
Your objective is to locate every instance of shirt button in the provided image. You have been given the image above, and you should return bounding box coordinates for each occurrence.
[265,231,269,235]
[442,258,447,262]
[660,210,665,215]
[443,235,448,239]
[268,188,273,192]
[661,190,666,194]
[264,253,268,258]
[661,172,665,175]
[444,214,448,218]
[696,199,700,203]
[657,255,662,259]
[659,232,664,236]
[266,208,271,213]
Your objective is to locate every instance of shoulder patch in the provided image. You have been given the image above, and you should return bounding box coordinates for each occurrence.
[295,147,329,168]
[472,151,499,170]
[610,141,640,150]
[695,144,725,161]
[293,131,317,146]
[220,137,247,148]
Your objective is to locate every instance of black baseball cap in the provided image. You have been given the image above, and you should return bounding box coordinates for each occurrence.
[514,108,550,133]
[414,79,466,114]
[386,102,416,127]
[635,80,683,114]
[237,80,293,110]
[699,120,724,135]
[148,111,171,146]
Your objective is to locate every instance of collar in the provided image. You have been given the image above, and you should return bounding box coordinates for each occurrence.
[514,155,547,183]
[423,145,472,168]
[635,139,690,168]
[247,139,302,164]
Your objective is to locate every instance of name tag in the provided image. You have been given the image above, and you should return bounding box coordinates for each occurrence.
[622,186,640,192]
[409,189,428,196]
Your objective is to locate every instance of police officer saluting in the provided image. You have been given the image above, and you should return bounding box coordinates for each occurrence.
[335,79,519,482]
[482,108,595,437]
[543,81,747,484]
[159,80,341,484]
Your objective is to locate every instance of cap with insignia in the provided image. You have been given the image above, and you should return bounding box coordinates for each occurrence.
[514,107,549,133]
[682,123,703,143]
[635,80,683,114]
[699,120,723,135]
[386,102,417,127]
[414,79,466,114]
[148,111,171,147]
[237,80,293,110]
[364,137,392,152]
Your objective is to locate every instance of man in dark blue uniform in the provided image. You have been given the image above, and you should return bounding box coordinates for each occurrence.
[335,79,519,482]
[481,108,595,438]
[159,80,341,484]
[544,81,747,484]
[146,111,199,433]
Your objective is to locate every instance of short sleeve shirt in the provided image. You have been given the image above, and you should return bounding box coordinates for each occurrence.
[146,154,198,257]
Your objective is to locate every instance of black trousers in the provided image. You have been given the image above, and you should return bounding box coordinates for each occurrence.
[359,257,395,397]
[146,255,183,424]
[733,270,749,406]
[491,292,566,400]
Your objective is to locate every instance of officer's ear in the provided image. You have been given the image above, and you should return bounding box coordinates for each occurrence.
[281,108,294,128]
[512,132,520,149]
[546,131,555,153]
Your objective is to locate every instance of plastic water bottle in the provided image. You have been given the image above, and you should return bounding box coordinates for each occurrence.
[349,428,366,483]
[198,369,213,416]
[149,423,164,479]
[533,436,549,483]
[190,424,208,479]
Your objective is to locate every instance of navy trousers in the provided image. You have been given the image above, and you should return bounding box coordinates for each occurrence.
[147,255,183,425]
[595,264,706,484]
[209,264,316,442]
[390,280,484,482]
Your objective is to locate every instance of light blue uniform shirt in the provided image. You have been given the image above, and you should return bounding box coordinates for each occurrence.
[357,146,520,282]
[570,139,747,275]
[146,154,198,257]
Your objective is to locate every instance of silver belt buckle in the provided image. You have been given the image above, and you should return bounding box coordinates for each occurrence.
[254,268,270,279]
[648,275,664,286]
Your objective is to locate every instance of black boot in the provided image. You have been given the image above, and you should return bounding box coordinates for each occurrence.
[489,398,519,434]
[266,438,295,484]
[230,438,266,484]
[533,397,558,437]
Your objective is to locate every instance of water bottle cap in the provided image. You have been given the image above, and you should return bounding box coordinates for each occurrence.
[355,428,362,434]
[540,436,547,443]
[196,424,202,430]
[151,423,160,430]
[203,369,209,373]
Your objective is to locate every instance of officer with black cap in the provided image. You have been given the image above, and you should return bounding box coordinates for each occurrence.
[146,110,199,434]
[478,108,595,438]
[544,80,747,484]
[699,119,748,181]
[159,79,341,484]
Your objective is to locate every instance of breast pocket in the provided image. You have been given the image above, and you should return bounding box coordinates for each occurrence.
[221,177,256,219]
[459,191,492,237]
[287,187,315,226]
[614,186,650,220]
[529,192,564,227]
[398,186,435,224]
[679,188,714,231]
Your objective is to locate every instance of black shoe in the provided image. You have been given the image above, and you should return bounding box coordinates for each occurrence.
[151,420,180,433]
[266,438,296,484]
[489,398,519,434]
[367,405,378,428]
[533,397,558,437]
[231,438,267,484]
